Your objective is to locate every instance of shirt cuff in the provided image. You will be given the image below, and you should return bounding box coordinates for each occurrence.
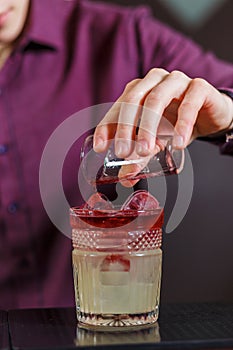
[219,129,233,155]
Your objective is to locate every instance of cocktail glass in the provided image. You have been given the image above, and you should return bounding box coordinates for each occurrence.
[70,204,163,331]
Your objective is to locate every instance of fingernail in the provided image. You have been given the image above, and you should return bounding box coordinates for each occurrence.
[136,140,149,155]
[116,140,129,157]
[93,136,104,151]
[173,135,184,149]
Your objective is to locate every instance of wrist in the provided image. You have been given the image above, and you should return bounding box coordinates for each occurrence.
[219,89,233,132]
[208,116,233,139]
[206,92,233,139]
[221,92,233,131]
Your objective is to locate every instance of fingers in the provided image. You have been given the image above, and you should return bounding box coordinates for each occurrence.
[118,163,142,188]
[118,154,151,187]
[94,69,169,155]
[115,69,169,157]
[94,68,217,159]
[173,78,210,148]
[93,79,140,153]
[93,102,121,152]
[137,70,191,155]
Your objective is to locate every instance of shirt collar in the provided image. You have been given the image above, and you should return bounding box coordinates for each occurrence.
[21,0,68,51]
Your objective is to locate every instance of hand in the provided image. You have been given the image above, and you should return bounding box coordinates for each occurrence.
[93,68,233,158]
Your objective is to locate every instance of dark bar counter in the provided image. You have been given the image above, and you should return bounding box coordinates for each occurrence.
[0,310,9,350]
[7,303,233,350]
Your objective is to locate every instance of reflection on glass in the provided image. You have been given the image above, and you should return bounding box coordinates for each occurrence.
[75,323,160,346]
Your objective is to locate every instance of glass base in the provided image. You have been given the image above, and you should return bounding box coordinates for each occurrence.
[77,309,159,332]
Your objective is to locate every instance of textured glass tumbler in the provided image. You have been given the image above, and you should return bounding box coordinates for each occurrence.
[70,206,163,331]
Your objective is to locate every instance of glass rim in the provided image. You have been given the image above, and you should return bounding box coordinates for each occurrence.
[70,206,163,217]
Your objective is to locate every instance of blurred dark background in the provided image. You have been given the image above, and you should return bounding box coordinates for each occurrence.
[91,0,233,303]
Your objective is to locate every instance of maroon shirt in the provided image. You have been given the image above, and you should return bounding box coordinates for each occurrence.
[1,0,233,309]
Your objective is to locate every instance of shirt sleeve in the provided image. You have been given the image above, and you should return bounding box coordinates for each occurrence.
[134,7,233,89]
[198,130,233,156]
[132,6,233,155]
[220,136,233,156]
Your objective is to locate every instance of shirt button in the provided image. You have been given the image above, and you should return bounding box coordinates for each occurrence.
[7,202,19,214]
[0,144,8,154]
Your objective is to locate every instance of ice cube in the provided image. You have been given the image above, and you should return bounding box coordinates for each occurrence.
[121,190,159,211]
[83,192,114,210]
